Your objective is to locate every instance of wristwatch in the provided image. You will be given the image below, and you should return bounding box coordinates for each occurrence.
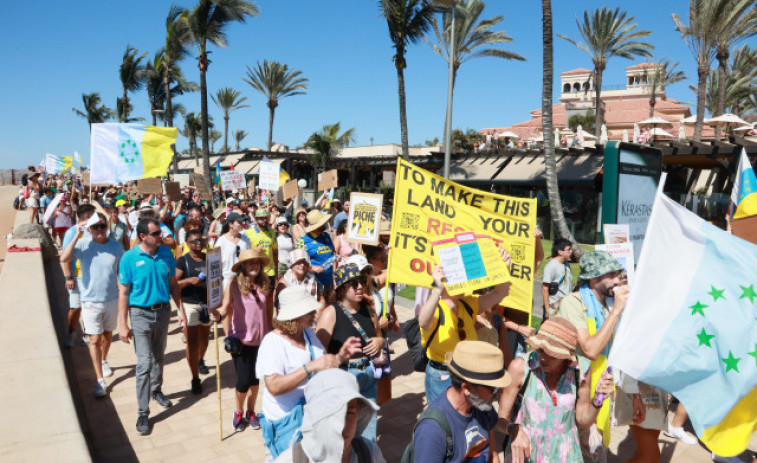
[65,276,74,281]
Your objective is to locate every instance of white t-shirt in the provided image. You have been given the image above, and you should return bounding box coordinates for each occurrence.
[214,233,251,289]
[256,329,324,421]
[54,205,72,228]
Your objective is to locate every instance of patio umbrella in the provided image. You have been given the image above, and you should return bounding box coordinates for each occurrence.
[733,124,755,132]
[600,124,609,144]
[647,128,674,139]
[638,116,672,143]
[707,113,750,139]
[633,123,640,142]
[622,129,629,143]
[497,131,519,139]
[681,114,709,126]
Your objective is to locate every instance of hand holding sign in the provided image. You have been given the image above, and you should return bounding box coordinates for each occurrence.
[432,232,511,296]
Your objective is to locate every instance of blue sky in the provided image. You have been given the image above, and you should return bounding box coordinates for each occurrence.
[1,1,708,168]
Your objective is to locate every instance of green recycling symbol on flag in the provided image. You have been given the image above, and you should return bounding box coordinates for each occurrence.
[120,138,140,163]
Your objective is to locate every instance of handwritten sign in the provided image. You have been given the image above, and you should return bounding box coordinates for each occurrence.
[318,169,338,191]
[603,224,630,244]
[191,173,212,201]
[206,247,223,310]
[432,232,511,296]
[282,179,299,201]
[220,170,246,191]
[258,161,279,191]
[165,181,182,201]
[346,192,382,245]
[137,178,163,195]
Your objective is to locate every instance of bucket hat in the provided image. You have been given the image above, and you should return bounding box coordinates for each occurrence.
[287,249,311,268]
[333,263,361,290]
[578,250,623,280]
[305,210,332,233]
[444,340,511,389]
[300,369,379,462]
[231,248,271,273]
[526,316,578,363]
[276,286,321,321]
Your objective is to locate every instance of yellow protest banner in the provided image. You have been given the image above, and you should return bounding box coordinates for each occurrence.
[388,159,537,314]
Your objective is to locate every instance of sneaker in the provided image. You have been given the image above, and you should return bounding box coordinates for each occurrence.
[712,453,743,463]
[152,390,173,408]
[136,414,150,435]
[64,332,75,348]
[101,361,113,378]
[233,410,246,432]
[664,425,697,445]
[247,411,260,430]
[198,359,210,375]
[94,379,107,398]
[191,378,202,395]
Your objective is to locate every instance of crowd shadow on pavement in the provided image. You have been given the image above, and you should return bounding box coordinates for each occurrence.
[377,391,426,461]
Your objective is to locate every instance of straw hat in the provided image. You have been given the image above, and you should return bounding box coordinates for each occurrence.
[305,210,332,233]
[525,317,578,363]
[379,219,391,236]
[277,286,321,321]
[295,207,308,219]
[231,248,271,273]
[444,340,511,388]
[212,208,226,220]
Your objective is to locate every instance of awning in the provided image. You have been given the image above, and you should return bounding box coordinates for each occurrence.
[438,156,507,182]
[177,158,199,171]
[236,158,284,175]
[213,153,246,169]
[491,154,603,185]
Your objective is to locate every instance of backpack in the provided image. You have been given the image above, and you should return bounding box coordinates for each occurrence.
[403,305,442,372]
[291,436,372,463]
[21,173,28,186]
[400,407,454,463]
[13,196,20,210]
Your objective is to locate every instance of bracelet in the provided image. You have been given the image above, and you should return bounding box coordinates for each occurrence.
[302,364,312,378]
[432,288,443,298]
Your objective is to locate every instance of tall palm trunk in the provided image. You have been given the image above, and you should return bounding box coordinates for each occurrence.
[715,51,729,139]
[224,115,229,154]
[267,104,275,151]
[192,138,198,167]
[694,64,708,142]
[442,71,459,153]
[199,51,212,189]
[542,0,578,247]
[396,64,409,159]
[122,88,129,122]
[164,68,179,174]
[151,108,158,126]
[593,67,604,140]
[649,97,656,118]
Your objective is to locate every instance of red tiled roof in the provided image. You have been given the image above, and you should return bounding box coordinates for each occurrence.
[560,68,593,76]
[626,62,657,70]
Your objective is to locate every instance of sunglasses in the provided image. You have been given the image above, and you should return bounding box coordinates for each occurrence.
[348,276,368,290]
[90,223,107,231]
[189,239,205,245]
[148,230,162,237]
[478,384,500,395]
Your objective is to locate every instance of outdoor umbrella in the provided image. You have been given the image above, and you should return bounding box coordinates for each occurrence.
[638,116,672,143]
[707,113,750,138]
[681,114,709,126]
[647,128,674,139]
[497,131,519,139]
[622,129,629,143]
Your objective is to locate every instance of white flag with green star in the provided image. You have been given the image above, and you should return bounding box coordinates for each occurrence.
[609,182,757,457]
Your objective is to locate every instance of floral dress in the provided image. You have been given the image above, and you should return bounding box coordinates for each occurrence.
[506,351,583,463]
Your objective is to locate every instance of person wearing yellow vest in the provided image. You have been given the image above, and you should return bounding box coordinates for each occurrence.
[418,247,512,405]
[552,251,634,463]
[244,209,278,289]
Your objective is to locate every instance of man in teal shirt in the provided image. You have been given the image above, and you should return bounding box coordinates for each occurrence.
[118,218,186,435]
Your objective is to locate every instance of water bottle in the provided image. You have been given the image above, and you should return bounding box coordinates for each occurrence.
[198,272,206,281]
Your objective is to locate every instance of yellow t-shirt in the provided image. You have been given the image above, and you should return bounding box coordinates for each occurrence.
[244,225,277,277]
[420,296,480,363]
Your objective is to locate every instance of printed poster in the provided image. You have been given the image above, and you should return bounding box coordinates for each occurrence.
[206,247,223,310]
[432,232,511,296]
[346,192,383,245]
[388,159,537,314]
[595,242,635,286]
[220,170,246,191]
[258,161,279,191]
[603,224,630,244]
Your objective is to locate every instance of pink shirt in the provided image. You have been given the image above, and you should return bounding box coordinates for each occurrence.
[229,282,271,346]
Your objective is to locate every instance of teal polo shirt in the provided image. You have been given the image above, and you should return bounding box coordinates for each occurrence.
[118,245,176,307]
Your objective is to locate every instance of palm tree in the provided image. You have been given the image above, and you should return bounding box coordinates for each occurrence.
[379,0,437,158]
[424,0,525,148]
[146,50,166,125]
[164,5,192,130]
[243,60,308,152]
[711,0,757,137]
[116,98,145,123]
[212,87,249,155]
[234,129,249,150]
[72,93,115,131]
[691,45,757,116]
[181,112,203,166]
[559,7,654,139]
[305,122,356,172]
[542,0,579,250]
[119,45,147,123]
[209,129,222,153]
[567,110,596,133]
[644,59,686,117]
[673,1,720,142]
[188,0,259,189]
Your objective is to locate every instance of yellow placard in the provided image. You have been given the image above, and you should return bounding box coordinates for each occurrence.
[388,159,536,314]
[432,232,511,296]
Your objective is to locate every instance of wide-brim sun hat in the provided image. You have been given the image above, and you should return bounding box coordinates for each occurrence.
[287,248,311,268]
[379,219,391,236]
[333,263,361,290]
[300,368,379,461]
[578,250,624,280]
[212,208,226,220]
[225,212,245,224]
[526,316,578,363]
[305,210,332,233]
[444,340,512,389]
[139,204,156,215]
[275,217,288,226]
[115,199,127,207]
[277,286,321,321]
[255,209,269,217]
[231,248,271,273]
[345,254,373,275]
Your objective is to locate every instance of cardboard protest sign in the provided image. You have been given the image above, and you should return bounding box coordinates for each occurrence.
[206,247,224,310]
[282,179,299,201]
[731,215,757,246]
[248,178,256,195]
[126,185,140,200]
[220,170,246,191]
[191,173,212,201]
[82,172,90,185]
[432,232,511,296]
[595,242,635,286]
[346,192,382,245]
[318,169,338,191]
[137,178,163,195]
[258,161,279,191]
[388,159,537,314]
[164,181,182,201]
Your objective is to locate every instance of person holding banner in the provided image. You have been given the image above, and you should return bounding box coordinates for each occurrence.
[418,248,513,405]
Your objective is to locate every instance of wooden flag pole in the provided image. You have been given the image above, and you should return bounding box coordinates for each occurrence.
[214,321,222,441]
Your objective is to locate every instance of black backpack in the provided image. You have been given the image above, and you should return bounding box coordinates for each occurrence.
[401,407,454,463]
[403,305,442,372]
[21,173,28,186]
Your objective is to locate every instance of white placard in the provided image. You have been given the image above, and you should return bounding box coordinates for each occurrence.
[436,245,468,286]
[346,192,383,245]
[258,161,279,191]
[220,170,246,191]
[603,224,630,244]
[173,173,191,188]
[43,193,65,224]
[206,247,223,310]
[595,242,635,286]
